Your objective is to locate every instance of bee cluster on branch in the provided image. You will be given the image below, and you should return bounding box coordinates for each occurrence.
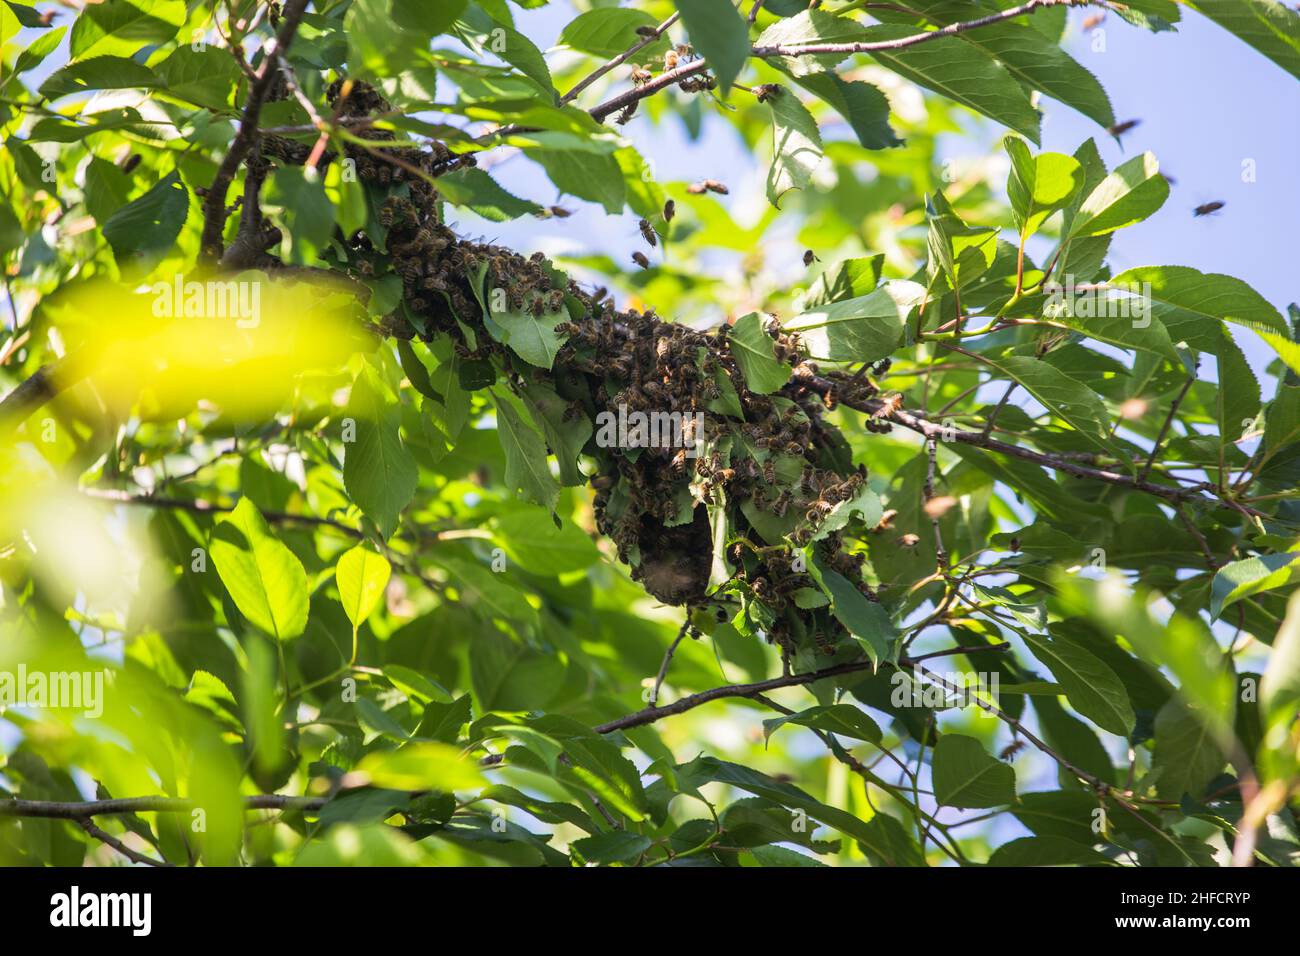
[292,82,895,661]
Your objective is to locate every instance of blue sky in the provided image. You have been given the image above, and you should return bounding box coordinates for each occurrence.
[484,3,1298,382]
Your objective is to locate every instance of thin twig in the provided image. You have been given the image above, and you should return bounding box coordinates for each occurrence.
[77,817,174,867]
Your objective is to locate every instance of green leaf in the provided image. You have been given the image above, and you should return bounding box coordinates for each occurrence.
[765,87,825,208]
[857,23,1040,143]
[784,280,924,362]
[336,545,393,634]
[343,366,419,540]
[883,0,1114,128]
[266,167,334,259]
[356,742,485,791]
[469,630,564,711]
[68,0,186,60]
[1003,137,1084,241]
[979,354,1117,456]
[1210,552,1300,620]
[153,46,241,111]
[1067,152,1169,238]
[989,836,1113,867]
[492,509,602,574]
[1018,632,1135,736]
[1186,1,1300,81]
[1110,265,1290,346]
[13,25,66,74]
[1152,699,1225,802]
[392,0,466,37]
[458,7,556,98]
[809,561,895,665]
[493,390,561,512]
[559,8,667,61]
[572,831,651,864]
[39,55,160,100]
[674,0,750,92]
[100,170,188,263]
[436,168,542,221]
[4,1,47,27]
[489,294,569,369]
[1261,591,1300,724]
[210,498,309,641]
[762,704,882,745]
[729,313,792,394]
[527,148,625,214]
[785,70,901,150]
[932,734,1016,808]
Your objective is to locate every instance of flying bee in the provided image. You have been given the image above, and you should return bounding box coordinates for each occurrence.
[687,179,729,195]
[631,66,654,86]
[999,740,1026,762]
[1107,118,1140,138]
[802,249,818,267]
[635,25,658,38]
[897,533,920,548]
[663,199,676,223]
[870,356,892,377]
[632,251,651,269]
[549,205,573,218]
[753,84,781,103]
[638,218,658,247]
[664,48,679,71]
[1194,201,1226,217]
[1082,11,1106,30]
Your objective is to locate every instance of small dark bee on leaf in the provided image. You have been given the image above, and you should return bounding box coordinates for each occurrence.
[663,199,676,223]
[753,84,781,103]
[632,251,650,269]
[638,218,658,247]
[1194,201,1225,217]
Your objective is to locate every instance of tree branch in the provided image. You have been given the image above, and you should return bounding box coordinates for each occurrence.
[586,0,1083,123]
[199,0,311,261]
[77,817,174,867]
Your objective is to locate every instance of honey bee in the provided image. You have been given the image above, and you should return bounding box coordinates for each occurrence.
[549,205,573,218]
[631,66,654,86]
[802,249,817,267]
[714,467,736,484]
[1082,12,1106,30]
[897,533,920,548]
[999,740,1026,762]
[663,199,676,223]
[670,448,688,475]
[638,218,658,247]
[762,459,776,483]
[871,508,898,533]
[632,251,650,269]
[875,392,904,417]
[1193,201,1226,217]
[772,490,792,518]
[823,386,838,411]
[1107,118,1140,138]
[686,179,729,196]
[664,48,679,71]
[635,25,659,38]
[806,499,834,521]
[754,84,781,102]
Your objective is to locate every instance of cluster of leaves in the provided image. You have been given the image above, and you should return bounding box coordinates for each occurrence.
[1,0,1300,868]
